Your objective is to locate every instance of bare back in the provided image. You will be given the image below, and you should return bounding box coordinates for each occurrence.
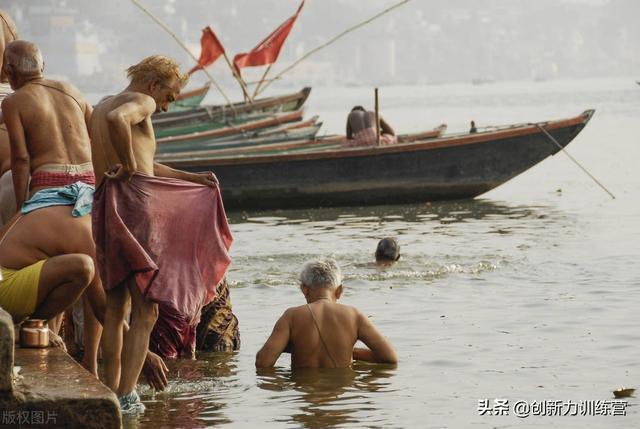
[288,301,359,368]
[347,110,375,135]
[89,92,157,186]
[3,79,92,170]
[0,205,94,270]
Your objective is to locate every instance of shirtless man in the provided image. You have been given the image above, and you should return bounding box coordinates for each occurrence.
[0,206,96,343]
[0,10,17,225]
[90,55,222,412]
[256,258,398,368]
[1,40,104,373]
[1,40,94,211]
[346,105,397,146]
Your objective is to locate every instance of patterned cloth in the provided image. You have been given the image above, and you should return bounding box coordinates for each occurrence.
[30,162,96,188]
[196,279,240,352]
[350,127,398,147]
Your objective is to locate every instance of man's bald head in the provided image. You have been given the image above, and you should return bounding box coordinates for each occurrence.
[5,40,43,75]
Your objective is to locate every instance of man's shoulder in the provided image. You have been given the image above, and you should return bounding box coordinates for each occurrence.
[97,91,153,109]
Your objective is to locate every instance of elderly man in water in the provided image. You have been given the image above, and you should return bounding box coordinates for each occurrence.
[256,258,398,368]
[90,55,232,413]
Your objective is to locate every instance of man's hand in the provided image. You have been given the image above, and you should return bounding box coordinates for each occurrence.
[143,351,169,391]
[184,171,219,188]
[48,330,67,352]
[104,163,135,182]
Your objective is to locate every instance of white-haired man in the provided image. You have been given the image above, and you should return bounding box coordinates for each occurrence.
[1,40,96,210]
[1,39,105,375]
[256,258,398,368]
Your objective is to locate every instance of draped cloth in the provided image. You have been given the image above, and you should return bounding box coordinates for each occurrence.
[92,174,233,358]
[196,278,240,352]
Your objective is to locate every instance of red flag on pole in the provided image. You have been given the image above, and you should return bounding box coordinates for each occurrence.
[188,26,226,75]
[233,0,304,72]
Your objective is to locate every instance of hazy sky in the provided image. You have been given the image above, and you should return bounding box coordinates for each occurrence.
[1,0,638,92]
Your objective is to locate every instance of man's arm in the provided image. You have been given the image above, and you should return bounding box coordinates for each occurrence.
[354,310,398,364]
[104,95,155,180]
[83,100,93,131]
[380,117,395,136]
[2,97,30,211]
[346,117,353,139]
[153,162,218,187]
[255,311,291,368]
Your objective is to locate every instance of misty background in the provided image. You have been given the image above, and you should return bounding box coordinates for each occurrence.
[1,0,638,99]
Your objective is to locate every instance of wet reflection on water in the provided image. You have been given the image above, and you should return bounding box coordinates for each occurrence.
[228,198,556,225]
[256,364,397,428]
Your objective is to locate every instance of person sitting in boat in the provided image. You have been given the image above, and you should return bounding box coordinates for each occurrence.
[255,258,398,368]
[376,237,401,265]
[346,106,397,146]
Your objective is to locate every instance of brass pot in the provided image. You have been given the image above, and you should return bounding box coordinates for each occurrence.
[20,319,49,348]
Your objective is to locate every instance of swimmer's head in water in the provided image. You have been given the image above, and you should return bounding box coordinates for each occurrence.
[375,237,400,263]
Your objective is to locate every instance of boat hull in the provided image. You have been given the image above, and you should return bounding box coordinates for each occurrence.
[167,110,594,210]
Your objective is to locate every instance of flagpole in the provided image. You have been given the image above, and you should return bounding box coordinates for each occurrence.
[255,0,411,97]
[130,0,237,111]
[252,64,273,99]
[220,52,253,103]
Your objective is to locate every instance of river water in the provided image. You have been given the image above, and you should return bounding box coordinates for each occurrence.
[125,78,639,428]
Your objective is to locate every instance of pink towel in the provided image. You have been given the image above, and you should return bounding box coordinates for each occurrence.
[92,174,233,353]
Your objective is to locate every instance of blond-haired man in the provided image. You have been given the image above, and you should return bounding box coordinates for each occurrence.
[90,55,232,413]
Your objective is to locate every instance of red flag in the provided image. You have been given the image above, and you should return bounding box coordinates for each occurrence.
[233,0,304,71]
[189,26,225,75]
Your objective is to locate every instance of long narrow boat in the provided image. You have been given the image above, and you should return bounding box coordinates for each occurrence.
[163,110,594,210]
[152,87,312,133]
[157,110,305,146]
[156,118,322,155]
[158,124,447,160]
[156,124,324,158]
[169,83,211,112]
[155,110,288,139]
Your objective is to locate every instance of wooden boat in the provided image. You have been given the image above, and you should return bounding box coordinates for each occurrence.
[163,110,594,210]
[153,87,312,135]
[168,83,210,112]
[156,117,321,155]
[155,110,283,139]
[158,124,447,159]
[157,110,305,146]
[156,124,324,158]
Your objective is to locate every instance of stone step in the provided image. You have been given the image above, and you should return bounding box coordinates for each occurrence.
[3,346,121,428]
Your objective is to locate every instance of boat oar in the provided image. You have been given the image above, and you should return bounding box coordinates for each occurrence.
[130,0,237,113]
[375,88,381,146]
[533,123,616,199]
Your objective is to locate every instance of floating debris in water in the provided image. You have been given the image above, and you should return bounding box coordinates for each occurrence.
[612,387,635,398]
